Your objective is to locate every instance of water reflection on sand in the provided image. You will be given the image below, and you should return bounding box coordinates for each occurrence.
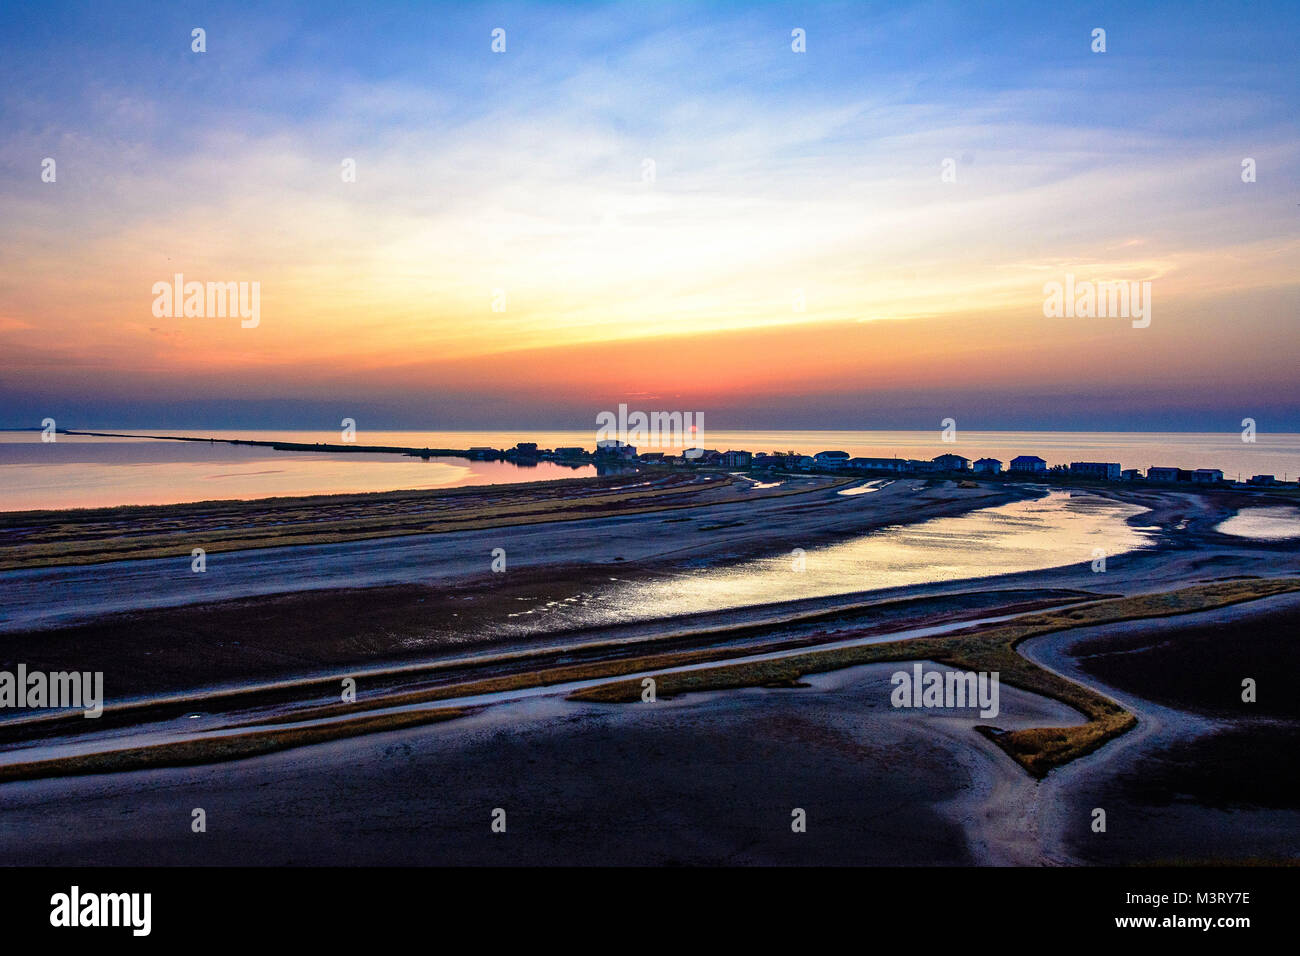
[518,491,1152,631]
[1216,507,1300,541]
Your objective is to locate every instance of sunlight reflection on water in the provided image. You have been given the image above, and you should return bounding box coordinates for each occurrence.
[1216,507,1300,541]
[508,491,1153,632]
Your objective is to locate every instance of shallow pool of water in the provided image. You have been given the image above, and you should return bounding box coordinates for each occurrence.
[508,490,1153,632]
[838,480,890,496]
[1215,507,1300,541]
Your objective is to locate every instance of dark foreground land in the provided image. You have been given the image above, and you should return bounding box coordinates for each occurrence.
[0,474,1298,865]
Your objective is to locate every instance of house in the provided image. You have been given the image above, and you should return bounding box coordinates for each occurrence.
[514,442,538,455]
[595,439,638,460]
[849,457,906,472]
[1069,462,1121,480]
[1146,467,1181,482]
[752,453,786,469]
[720,450,752,467]
[1009,455,1047,473]
[682,447,720,464]
[973,457,1002,475]
[1248,474,1276,486]
[638,452,665,463]
[813,450,851,468]
[467,446,499,460]
[1120,468,1143,481]
[554,446,587,459]
[931,453,970,472]
[796,455,816,470]
[1192,468,1224,484]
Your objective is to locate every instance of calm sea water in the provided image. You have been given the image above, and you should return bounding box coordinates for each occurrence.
[1,428,1296,511]
[0,432,594,511]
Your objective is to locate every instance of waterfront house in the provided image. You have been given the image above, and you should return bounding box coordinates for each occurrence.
[973,457,1002,474]
[1069,462,1121,480]
[1009,455,1047,473]
[596,439,638,460]
[1248,474,1276,486]
[720,450,752,467]
[1121,468,1143,481]
[1193,468,1225,484]
[682,447,721,464]
[931,453,970,471]
[849,457,906,473]
[813,450,851,468]
[554,446,587,459]
[1146,467,1181,482]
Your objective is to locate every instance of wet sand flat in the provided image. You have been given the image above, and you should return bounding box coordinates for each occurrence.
[2,481,1299,865]
[0,663,1080,866]
[1022,592,1300,865]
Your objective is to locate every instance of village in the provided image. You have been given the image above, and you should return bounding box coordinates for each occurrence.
[475,440,1295,490]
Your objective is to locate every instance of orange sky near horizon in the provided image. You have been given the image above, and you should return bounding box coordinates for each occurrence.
[3,3,1298,428]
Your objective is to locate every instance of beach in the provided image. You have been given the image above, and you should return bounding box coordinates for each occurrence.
[1,470,1298,864]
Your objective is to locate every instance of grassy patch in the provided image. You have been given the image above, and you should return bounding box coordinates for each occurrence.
[0,705,468,783]
[12,578,1291,782]
[567,577,1300,777]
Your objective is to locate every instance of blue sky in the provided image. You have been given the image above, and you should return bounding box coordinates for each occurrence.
[1,1,1298,430]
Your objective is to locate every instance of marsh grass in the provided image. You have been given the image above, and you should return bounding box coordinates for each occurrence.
[7,578,1293,782]
[0,705,468,783]
[568,577,1300,777]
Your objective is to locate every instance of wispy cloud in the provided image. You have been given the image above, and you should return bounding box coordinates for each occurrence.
[1,0,1297,426]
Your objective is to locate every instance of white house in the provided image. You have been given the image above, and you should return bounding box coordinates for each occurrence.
[813,450,851,468]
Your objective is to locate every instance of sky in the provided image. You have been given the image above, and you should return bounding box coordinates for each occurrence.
[1,0,1298,431]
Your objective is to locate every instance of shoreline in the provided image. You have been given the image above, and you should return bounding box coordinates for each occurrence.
[5,427,1294,520]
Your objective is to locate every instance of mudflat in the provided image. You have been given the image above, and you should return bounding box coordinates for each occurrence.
[1,475,1298,864]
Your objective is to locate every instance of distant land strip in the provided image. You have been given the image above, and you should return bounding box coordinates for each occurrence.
[0,472,851,570]
[62,428,495,460]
